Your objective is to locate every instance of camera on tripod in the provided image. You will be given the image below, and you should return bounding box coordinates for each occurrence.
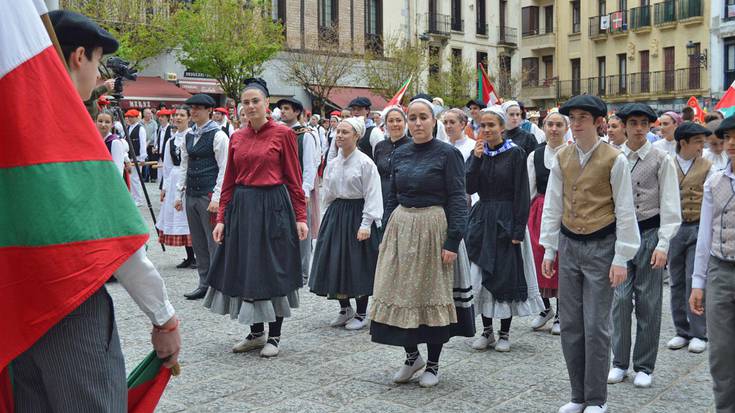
[106,57,137,96]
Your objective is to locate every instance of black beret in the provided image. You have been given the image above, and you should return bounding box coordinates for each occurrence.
[715,116,735,139]
[348,97,372,108]
[411,93,433,102]
[276,97,304,113]
[185,94,216,108]
[616,102,657,122]
[50,10,119,54]
[559,95,607,118]
[466,99,487,109]
[243,77,270,97]
[674,121,712,141]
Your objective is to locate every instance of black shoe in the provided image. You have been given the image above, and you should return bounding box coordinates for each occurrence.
[184,286,208,300]
[189,259,198,269]
[176,258,192,269]
[106,276,118,283]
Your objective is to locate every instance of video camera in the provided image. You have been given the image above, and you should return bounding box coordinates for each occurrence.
[106,57,137,96]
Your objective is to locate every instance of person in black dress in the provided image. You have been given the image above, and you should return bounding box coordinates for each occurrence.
[502,100,539,156]
[373,105,411,203]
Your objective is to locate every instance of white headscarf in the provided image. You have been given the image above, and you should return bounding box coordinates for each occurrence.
[408,98,435,117]
[482,105,507,125]
[342,116,366,138]
[501,100,520,114]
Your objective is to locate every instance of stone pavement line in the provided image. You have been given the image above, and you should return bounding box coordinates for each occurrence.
[109,183,714,412]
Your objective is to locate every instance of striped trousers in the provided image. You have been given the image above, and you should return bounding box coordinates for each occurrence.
[612,228,663,375]
[706,256,735,412]
[12,287,126,412]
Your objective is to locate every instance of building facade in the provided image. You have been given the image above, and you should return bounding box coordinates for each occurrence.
[520,0,711,112]
[710,0,735,100]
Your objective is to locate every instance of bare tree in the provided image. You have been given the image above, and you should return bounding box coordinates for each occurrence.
[363,35,427,101]
[281,30,358,115]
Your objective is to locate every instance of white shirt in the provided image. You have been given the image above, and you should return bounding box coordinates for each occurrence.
[105,133,128,177]
[692,166,735,288]
[129,122,147,162]
[652,138,676,157]
[528,142,568,199]
[622,141,681,253]
[327,124,384,161]
[322,149,383,230]
[161,130,188,188]
[448,134,476,162]
[115,247,176,326]
[703,148,730,171]
[530,122,546,144]
[539,138,641,267]
[301,128,319,196]
[175,122,230,203]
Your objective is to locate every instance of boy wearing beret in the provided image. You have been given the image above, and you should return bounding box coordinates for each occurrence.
[124,108,147,206]
[666,122,714,354]
[608,103,681,389]
[690,116,735,413]
[540,95,640,413]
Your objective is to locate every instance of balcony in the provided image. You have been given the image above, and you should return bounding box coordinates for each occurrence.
[522,31,556,50]
[520,78,558,100]
[608,10,628,36]
[318,25,338,46]
[498,26,518,46]
[589,16,608,40]
[654,0,677,28]
[476,22,488,36]
[629,5,651,31]
[451,17,464,32]
[556,68,705,100]
[365,33,383,55]
[678,0,703,23]
[426,13,451,37]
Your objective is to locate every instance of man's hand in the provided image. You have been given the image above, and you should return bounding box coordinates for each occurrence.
[542,259,556,279]
[650,250,667,269]
[103,78,115,92]
[160,189,165,202]
[213,223,224,244]
[357,228,370,241]
[207,201,219,213]
[151,316,181,369]
[441,249,457,264]
[690,288,705,316]
[174,200,183,211]
[296,222,308,240]
[609,265,627,288]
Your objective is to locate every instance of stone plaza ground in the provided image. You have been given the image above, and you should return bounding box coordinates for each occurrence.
[111,183,716,412]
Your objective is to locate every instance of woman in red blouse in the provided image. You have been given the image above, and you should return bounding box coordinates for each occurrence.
[204,78,308,358]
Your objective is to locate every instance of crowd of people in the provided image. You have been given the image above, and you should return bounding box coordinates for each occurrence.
[18,8,731,413]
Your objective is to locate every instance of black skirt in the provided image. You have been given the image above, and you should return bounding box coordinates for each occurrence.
[308,198,379,298]
[369,306,475,346]
[206,184,301,300]
[465,200,528,302]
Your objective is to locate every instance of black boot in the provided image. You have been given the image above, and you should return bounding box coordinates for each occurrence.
[176,258,192,269]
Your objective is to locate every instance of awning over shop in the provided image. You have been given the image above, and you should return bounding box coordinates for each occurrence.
[327,87,388,110]
[115,76,191,109]
[178,78,224,95]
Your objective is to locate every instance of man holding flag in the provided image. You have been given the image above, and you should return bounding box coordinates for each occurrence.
[1,5,180,411]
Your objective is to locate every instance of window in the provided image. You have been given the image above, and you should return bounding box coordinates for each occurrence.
[725,38,735,89]
[365,0,382,53]
[429,46,441,77]
[571,58,581,95]
[572,1,581,33]
[599,0,606,14]
[477,51,488,69]
[544,6,554,33]
[272,0,286,23]
[618,0,627,11]
[542,55,554,82]
[522,6,540,36]
[639,50,650,93]
[477,0,487,35]
[451,0,463,31]
[319,0,338,28]
[522,57,539,86]
[664,46,675,90]
[598,56,606,95]
[727,0,735,21]
[689,42,701,89]
[499,54,512,96]
[618,53,627,94]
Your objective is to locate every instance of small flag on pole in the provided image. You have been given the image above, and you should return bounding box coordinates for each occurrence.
[386,75,413,107]
[478,64,500,106]
[715,81,735,118]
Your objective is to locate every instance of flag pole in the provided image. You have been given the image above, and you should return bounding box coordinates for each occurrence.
[39,13,68,71]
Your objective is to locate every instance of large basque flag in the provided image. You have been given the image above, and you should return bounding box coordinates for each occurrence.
[0,0,149,409]
[478,63,500,106]
[715,81,735,118]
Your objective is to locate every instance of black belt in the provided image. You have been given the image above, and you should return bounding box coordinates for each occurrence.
[561,221,616,241]
[637,214,661,232]
[681,220,700,226]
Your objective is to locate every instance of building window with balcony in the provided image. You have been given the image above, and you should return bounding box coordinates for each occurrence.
[271,0,287,38]
[618,53,627,94]
[664,46,676,90]
[688,42,701,90]
[725,38,735,89]
[477,51,488,69]
[451,0,463,31]
[680,0,703,19]
[365,0,382,54]
[571,1,581,33]
[727,0,735,21]
[654,0,677,25]
[599,0,606,14]
[639,50,650,93]
[571,58,581,95]
[630,2,651,30]
[542,55,554,83]
[598,56,606,95]
[498,54,512,96]
[522,6,540,36]
[319,0,339,45]
[522,57,539,87]
[544,5,554,33]
[477,0,487,35]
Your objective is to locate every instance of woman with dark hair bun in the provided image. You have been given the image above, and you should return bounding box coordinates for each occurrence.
[204,78,308,358]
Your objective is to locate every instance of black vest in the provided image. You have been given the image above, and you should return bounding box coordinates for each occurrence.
[159,125,172,153]
[169,137,182,166]
[533,143,550,195]
[357,126,376,161]
[185,129,219,197]
[292,125,311,173]
[221,122,231,137]
[128,124,142,159]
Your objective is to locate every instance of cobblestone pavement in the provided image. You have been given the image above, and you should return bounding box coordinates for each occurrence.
[111,183,716,412]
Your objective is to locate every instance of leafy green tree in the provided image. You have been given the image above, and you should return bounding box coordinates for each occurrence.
[175,0,283,102]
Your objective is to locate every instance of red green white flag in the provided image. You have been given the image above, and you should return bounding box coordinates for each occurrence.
[715,81,735,118]
[386,75,413,107]
[687,96,706,123]
[0,0,149,410]
[478,64,500,106]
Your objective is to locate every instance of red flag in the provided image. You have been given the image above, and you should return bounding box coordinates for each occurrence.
[715,81,735,118]
[127,353,175,413]
[386,76,413,107]
[687,96,705,123]
[478,64,500,106]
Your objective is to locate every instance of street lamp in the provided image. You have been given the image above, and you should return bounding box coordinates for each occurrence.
[686,40,708,68]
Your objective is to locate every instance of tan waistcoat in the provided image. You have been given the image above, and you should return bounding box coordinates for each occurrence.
[559,143,620,235]
[677,156,712,223]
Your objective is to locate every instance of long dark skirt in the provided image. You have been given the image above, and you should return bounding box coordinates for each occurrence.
[206,184,302,301]
[308,198,379,298]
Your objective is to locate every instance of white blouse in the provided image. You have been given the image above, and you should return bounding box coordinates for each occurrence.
[322,149,383,230]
